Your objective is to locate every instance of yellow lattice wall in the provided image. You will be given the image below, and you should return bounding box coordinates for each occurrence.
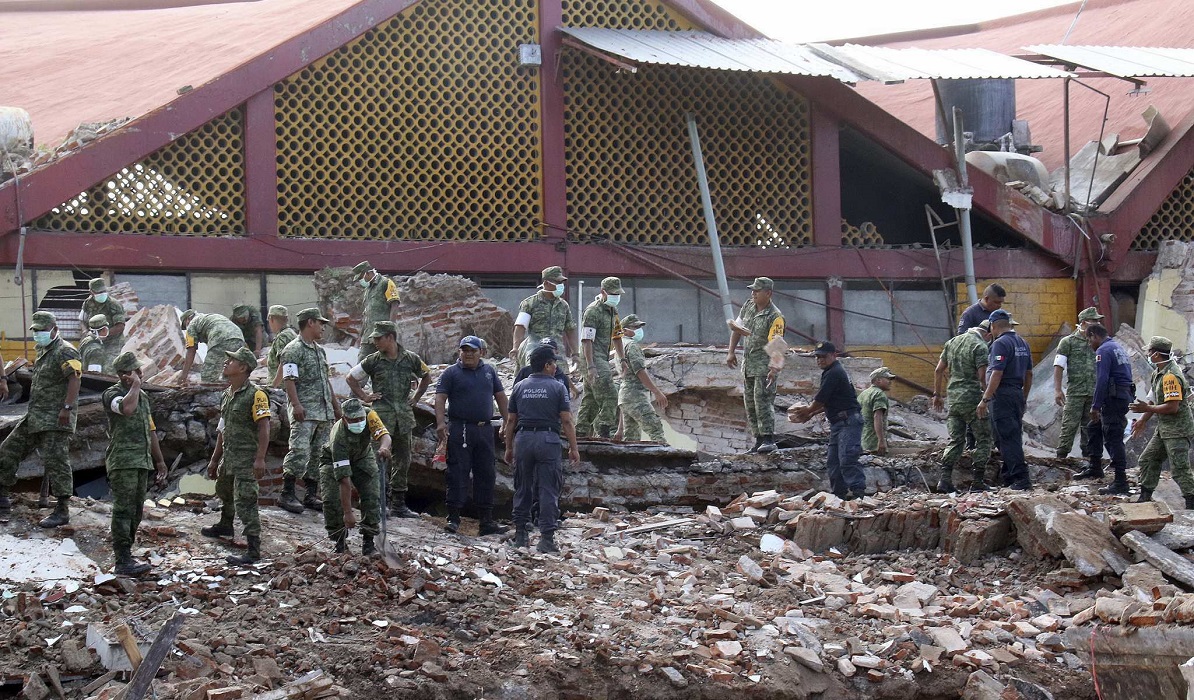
[1137,167,1194,251]
[34,110,245,235]
[273,0,542,241]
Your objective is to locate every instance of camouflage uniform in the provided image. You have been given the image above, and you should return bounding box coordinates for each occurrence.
[858,386,890,452]
[1138,360,1194,495]
[736,299,785,438]
[214,381,272,537]
[186,313,247,384]
[231,305,264,353]
[81,315,123,375]
[102,382,156,552]
[356,346,428,498]
[80,278,125,328]
[0,336,81,498]
[515,293,575,369]
[319,410,389,540]
[618,338,666,442]
[267,326,298,380]
[354,262,402,362]
[939,328,993,482]
[576,284,623,438]
[280,336,336,481]
[1055,329,1096,458]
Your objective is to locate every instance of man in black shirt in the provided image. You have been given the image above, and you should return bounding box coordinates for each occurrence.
[956,284,1007,336]
[789,342,866,499]
[505,345,580,554]
[513,338,578,399]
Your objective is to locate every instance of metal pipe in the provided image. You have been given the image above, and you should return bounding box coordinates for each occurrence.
[1063,77,1071,213]
[952,107,979,306]
[684,113,734,325]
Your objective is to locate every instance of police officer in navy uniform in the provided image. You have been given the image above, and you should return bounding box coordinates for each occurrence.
[977,309,1034,490]
[505,344,580,554]
[1085,323,1135,494]
[789,342,867,500]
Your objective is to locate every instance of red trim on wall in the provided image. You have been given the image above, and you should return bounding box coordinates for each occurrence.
[540,1,567,244]
[811,105,843,247]
[242,90,278,239]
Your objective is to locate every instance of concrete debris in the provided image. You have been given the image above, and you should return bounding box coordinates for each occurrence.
[1122,530,1194,589]
[1107,500,1173,537]
[120,305,186,384]
[1006,495,1130,577]
[0,117,131,184]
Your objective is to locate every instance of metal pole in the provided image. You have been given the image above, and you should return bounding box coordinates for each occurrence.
[952,107,979,306]
[1063,77,1071,213]
[685,113,735,324]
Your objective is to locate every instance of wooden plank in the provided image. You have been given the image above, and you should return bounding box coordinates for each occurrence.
[117,612,185,700]
[114,625,143,670]
[1122,530,1194,589]
[81,670,117,694]
[615,518,695,536]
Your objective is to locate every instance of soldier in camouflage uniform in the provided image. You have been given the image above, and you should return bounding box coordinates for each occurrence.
[727,277,785,454]
[81,313,125,375]
[347,320,430,518]
[1130,336,1194,508]
[1055,307,1103,476]
[278,308,341,513]
[576,277,625,438]
[231,304,265,354]
[932,320,993,492]
[510,266,577,370]
[615,314,668,443]
[202,346,272,565]
[266,305,298,388]
[858,367,895,455]
[80,277,125,327]
[352,261,402,362]
[320,398,393,555]
[103,352,168,576]
[180,309,247,385]
[0,312,81,526]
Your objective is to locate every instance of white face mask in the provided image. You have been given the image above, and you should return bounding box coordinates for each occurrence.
[95,293,109,303]
[33,330,52,346]
[550,284,564,299]
[605,294,621,308]
[346,420,367,434]
[358,278,370,288]
[631,328,644,342]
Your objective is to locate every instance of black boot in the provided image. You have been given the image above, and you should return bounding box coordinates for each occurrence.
[445,508,461,534]
[332,532,347,554]
[968,468,992,492]
[746,437,763,454]
[478,508,508,536]
[1136,488,1154,503]
[756,435,778,454]
[114,547,152,577]
[362,535,376,557]
[1185,495,1194,510]
[302,478,324,512]
[201,512,235,538]
[935,479,956,494]
[0,487,10,518]
[227,536,261,565]
[513,524,529,549]
[597,425,612,439]
[537,530,559,554]
[1099,469,1130,495]
[38,497,70,528]
[1074,463,1104,480]
[389,492,419,519]
[278,475,304,514]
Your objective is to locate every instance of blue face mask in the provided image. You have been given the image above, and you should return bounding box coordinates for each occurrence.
[631,328,644,342]
[550,284,564,299]
[605,294,620,308]
[94,293,109,303]
[346,420,366,434]
[33,330,52,346]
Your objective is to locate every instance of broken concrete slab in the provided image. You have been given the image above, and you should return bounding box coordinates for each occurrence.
[1108,501,1173,537]
[1122,529,1194,589]
[1007,495,1131,576]
[1152,509,1194,551]
[1065,624,1194,700]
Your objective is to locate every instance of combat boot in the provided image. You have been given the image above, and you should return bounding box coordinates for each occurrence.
[513,524,530,549]
[278,475,304,514]
[362,535,377,557]
[1073,462,1104,480]
[227,536,261,565]
[390,492,419,519]
[968,467,992,492]
[114,548,152,577]
[537,530,560,554]
[38,497,70,528]
[478,508,508,536]
[1099,469,1130,495]
[756,435,778,454]
[445,508,461,534]
[332,532,347,554]
[1185,495,1194,510]
[935,479,956,494]
[0,486,11,518]
[1136,488,1154,503]
[746,437,763,454]
[302,478,324,512]
[200,514,234,538]
[597,426,612,439]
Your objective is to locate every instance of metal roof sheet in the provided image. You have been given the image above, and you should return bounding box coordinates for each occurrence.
[1025,45,1194,78]
[815,44,1076,81]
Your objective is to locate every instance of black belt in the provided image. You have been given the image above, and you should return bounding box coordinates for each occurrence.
[828,409,859,425]
[518,426,559,434]
[451,419,491,426]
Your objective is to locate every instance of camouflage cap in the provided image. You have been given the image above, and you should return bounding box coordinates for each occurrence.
[29,311,56,331]
[370,320,397,338]
[601,276,625,295]
[224,346,258,368]
[112,351,142,373]
[870,366,896,382]
[267,304,289,318]
[296,307,330,324]
[352,261,372,278]
[747,277,775,291]
[977,319,992,332]
[179,309,197,327]
[621,313,646,328]
[541,266,568,283]
[88,278,107,293]
[1148,336,1174,353]
[88,314,109,330]
[1078,306,1105,322]
[341,397,368,419]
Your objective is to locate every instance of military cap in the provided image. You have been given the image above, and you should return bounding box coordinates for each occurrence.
[29,311,56,331]
[988,309,1019,325]
[539,337,559,349]
[370,320,397,338]
[267,304,289,318]
[179,309,197,327]
[88,314,109,330]
[459,335,483,349]
[621,313,646,328]
[1147,336,1174,353]
[977,320,992,332]
[88,278,108,293]
[747,277,775,291]
[870,366,896,381]
[341,397,368,419]
[352,261,372,278]
[1078,306,1105,322]
[296,307,330,324]
[528,344,558,366]
[541,266,568,283]
[224,346,258,368]
[812,341,837,356]
[601,276,625,295]
[112,351,142,373]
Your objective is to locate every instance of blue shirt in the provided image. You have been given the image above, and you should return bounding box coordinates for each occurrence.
[989,331,1032,389]
[1092,338,1134,409]
[514,364,575,395]
[509,373,570,429]
[435,361,504,422]
[957,302,993,335]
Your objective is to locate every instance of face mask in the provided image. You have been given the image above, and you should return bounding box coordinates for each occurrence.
[95,293,109,303]
[551,284,564,299]
[358,278,370,288]
[346,420,366,434]
[33,331,52,346]
[605,294,620,308]
[631,328,644,342]
[97,329,109,340]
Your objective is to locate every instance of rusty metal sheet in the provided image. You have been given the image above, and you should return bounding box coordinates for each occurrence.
[1025,45,1194,79]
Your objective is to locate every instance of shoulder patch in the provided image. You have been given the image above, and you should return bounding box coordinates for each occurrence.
[1163,374,1184,402]
[768,316,785,342]
[63,359,82,377]
[384,279,401,303]
[367,410,389,440]
[252,390,272,421]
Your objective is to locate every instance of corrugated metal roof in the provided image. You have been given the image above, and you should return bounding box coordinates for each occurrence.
[1025,45,1194,78]
[814,43,1075,81]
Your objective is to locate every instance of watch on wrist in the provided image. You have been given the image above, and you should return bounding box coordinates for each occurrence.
[62,403,73,410]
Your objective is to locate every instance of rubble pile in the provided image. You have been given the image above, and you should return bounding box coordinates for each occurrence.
[0,117,132,185]
[120,305,186,385]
